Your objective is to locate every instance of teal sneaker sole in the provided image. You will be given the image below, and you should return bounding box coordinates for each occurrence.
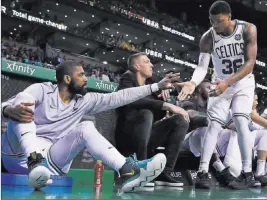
[121,153,166,192]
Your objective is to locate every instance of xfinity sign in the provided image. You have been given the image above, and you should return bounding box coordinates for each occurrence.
[6,62,35,75]
[96,81,118,92]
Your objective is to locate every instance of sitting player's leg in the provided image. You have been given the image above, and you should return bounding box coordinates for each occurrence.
[149,114,189,187]
[213,129,240,186]
[196,121,224,188]
[181,127,212,157]
[211,151,225,174]
[122,109,154,160]
[196,95,231,189]
[183,127,227,174]
[199,121,223,170]
[252,129,267,186]
[186,127,235,186]
[48,121,166,192]
[210,151,236,187]
[229,86,256,189]
[2,92,51,189]
[222,130,242,178]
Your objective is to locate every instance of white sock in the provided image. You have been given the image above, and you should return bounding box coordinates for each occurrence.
[255,160,266,177]
[242,160,252,173]
[198,121,222,172]
[233,116,253,173]
[212,160,225,173]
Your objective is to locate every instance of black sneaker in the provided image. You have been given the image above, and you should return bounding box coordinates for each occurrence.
[27,152,51,189]
[195,171,211,189]
[228,171,256,190]
[218,167,236,187]
[255,174,267,187]
[119,153,166,192]
[155,172,183,187]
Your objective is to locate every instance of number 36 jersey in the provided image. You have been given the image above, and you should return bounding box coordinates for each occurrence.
[210,19,254,88]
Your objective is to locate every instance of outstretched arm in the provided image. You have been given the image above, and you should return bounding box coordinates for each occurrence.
[84,73,180,114]
[177,30,213,101]
[191,30,213,86]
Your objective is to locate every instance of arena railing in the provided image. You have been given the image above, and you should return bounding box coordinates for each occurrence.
[1,59,118,93]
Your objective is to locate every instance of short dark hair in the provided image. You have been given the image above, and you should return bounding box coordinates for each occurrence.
[56,61,81,83]
[209,1,231,15]
[127,52,147,71]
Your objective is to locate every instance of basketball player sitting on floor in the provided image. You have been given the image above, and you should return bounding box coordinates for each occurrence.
[181,92,267,187]
[177,0,258,189]
[1,61,181,192]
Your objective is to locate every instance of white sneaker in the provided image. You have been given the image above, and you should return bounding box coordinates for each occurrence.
[144,182,155,187]
[120,153,166,192]
[27,152,52,189]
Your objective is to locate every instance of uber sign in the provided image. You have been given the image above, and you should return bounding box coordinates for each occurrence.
[145,49,163,58]
[142,17,159,29]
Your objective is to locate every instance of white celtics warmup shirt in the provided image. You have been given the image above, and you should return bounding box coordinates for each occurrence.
[210,19,254,87]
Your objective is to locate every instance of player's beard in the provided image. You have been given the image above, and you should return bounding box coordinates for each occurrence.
[68,80,87,96]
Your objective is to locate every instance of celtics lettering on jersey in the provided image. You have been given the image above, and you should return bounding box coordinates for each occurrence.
[211,20,246,80]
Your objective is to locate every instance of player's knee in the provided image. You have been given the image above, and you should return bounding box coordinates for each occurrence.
[262,134,267,142]
[209,120,223,129]
[138,109,154,123]
[233,116,249,132]
[79,121,97,137]
[233,115,249,125]
[194,127,207,140]
[13,92,35,107]
[171,114,189,129]
[258,134,267,151]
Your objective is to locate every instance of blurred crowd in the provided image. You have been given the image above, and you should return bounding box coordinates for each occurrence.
[68,23,200,63]
[11,0,264,65]
[1,0,266,86]
[76,0,266,62]
[78,0,204,41]
[1,36,123,83]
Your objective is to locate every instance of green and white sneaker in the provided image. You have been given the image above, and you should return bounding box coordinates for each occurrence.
[119,153,166,192]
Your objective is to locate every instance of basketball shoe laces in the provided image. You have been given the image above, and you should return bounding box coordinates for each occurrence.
[120,153,151,182]
[129,153,152,168]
